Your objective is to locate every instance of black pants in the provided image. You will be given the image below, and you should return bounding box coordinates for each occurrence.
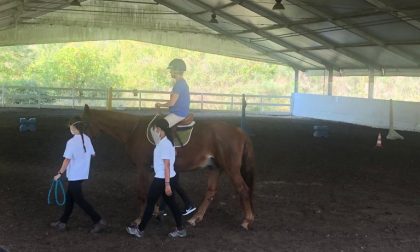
[60,180,101,224]
[138,177,183,231]
[159,174,192,210]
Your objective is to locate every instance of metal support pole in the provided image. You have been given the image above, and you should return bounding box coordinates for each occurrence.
[368,68,375,99]
[327,68,333,96]
[290,94,294,116]
[200,93,204,111]
[294,69,299,93]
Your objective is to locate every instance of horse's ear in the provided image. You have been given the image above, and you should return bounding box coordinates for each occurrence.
[82,104,90,123]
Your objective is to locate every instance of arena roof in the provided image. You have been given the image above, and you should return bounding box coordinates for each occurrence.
[0,0,419,76]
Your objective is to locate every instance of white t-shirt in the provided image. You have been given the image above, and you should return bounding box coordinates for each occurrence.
[63,134,95,181]
[153,137,176,179]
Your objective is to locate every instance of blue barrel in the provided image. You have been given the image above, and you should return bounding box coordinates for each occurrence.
[313,125,329,138]
[19,117,37,132]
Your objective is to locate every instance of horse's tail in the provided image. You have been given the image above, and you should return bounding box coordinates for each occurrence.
[241,135,255,205]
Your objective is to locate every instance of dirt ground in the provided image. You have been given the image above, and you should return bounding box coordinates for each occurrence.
[0,108,420,252]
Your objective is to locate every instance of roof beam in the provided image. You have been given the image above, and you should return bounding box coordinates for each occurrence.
[184,0,331,69]
[0,1,18,13]
[272,40,420,53]
[232,8,388,34]
[288,0,420,66]
[154,0,307,70]
[365,0,420,31]
[234,0,376,68]
[0,0,72,31]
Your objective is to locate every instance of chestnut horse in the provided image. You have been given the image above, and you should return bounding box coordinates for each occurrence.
[82,105,255,229]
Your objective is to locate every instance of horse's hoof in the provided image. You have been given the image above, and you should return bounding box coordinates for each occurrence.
[241,221,251,230]
[131,219,141,226]
[187,219,196,226]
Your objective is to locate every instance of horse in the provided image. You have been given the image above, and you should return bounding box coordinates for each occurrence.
[82,104,255,229]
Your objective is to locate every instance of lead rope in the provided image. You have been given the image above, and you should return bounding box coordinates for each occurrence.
[47,178,66,206]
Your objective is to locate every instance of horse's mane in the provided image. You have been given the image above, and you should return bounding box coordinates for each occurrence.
[89,109,152,124]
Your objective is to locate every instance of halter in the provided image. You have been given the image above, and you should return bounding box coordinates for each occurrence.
[146,114,160,145]
[70,121,83,127]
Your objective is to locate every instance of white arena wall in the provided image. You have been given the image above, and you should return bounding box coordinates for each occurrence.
[292,93,420,132]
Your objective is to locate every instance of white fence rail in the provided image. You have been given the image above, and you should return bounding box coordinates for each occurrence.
[0,85,291,115]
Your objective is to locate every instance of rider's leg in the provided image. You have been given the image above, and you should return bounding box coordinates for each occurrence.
[164,113,185,128]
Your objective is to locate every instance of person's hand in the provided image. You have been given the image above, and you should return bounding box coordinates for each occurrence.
[155,103,162,115]
[53,173,61,181]
[165,184,172,196]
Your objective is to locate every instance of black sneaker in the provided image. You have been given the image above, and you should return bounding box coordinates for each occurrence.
[182,206,197,216]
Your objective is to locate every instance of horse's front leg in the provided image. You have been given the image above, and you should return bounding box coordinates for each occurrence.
[131,167,150,226]
[188,169,221,226]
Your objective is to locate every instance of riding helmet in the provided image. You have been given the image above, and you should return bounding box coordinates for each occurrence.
[167,58,187,72]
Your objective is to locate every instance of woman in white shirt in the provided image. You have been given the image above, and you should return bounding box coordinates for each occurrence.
[126,118,186,238]
[50,116,106,233]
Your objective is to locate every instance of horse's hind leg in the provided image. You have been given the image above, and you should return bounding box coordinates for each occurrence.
[187,169,221,227]
[132,168,149,226]
[230,173,254,230]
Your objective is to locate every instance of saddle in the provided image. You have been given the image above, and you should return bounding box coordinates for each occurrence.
[176,113,195,128]
[146,114,195,148]
[172,114,195,147]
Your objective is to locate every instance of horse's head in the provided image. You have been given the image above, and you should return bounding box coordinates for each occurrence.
[82,104,101,138]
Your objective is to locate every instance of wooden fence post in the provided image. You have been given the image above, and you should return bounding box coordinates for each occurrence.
[138,92,142,110]
[72,88,75,108]
[107,87,113,110]
[230,95,234,111]
[37,86,41,109]
[1,84,5,107]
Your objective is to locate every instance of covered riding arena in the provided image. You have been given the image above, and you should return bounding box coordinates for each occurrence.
[1,0,420,251]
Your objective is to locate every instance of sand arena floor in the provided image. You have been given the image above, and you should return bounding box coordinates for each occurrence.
[0,108,419,251]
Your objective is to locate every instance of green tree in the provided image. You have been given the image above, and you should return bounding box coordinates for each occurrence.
[30,43,121,89]
[0,45,36,81]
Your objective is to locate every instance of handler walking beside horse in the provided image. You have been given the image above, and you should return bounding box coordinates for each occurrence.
[50,116,106,233]
[126,118,187,238]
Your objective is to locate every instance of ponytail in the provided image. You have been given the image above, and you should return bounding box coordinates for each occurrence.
[80,129,87,153]
[69,116,87,152]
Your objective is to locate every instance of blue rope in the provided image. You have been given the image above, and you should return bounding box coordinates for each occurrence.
[48,178,66,206]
